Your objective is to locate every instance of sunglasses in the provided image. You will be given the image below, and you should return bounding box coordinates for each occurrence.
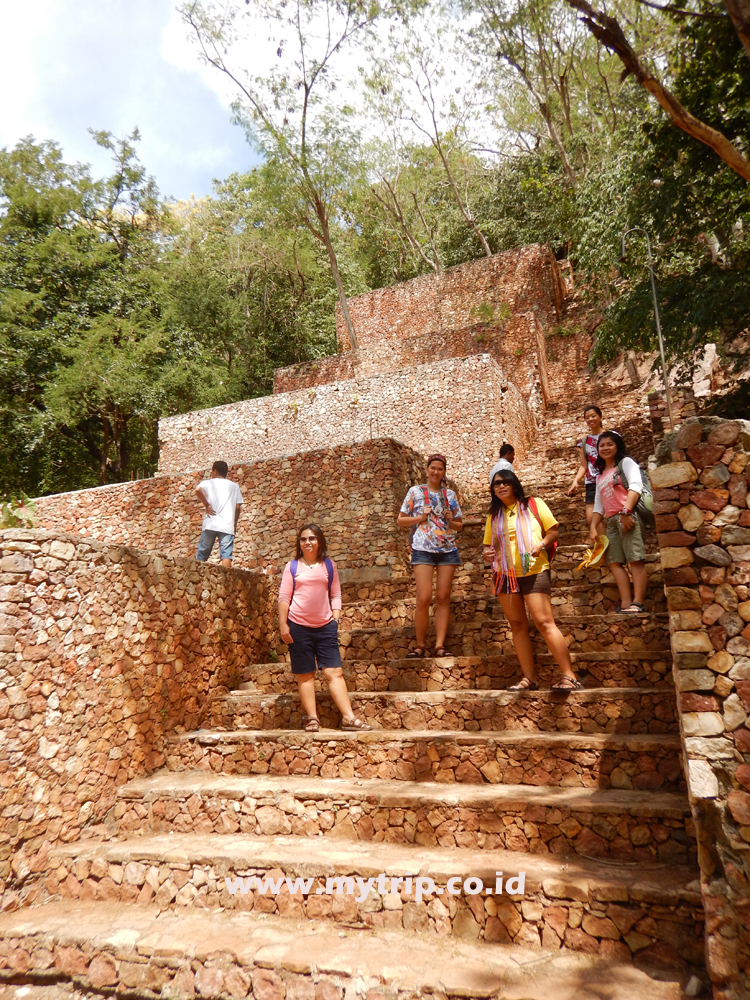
[492,481,511,489]
[300,536,317,543]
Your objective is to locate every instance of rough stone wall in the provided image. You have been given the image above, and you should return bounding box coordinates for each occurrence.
[158,356,535,499]
[649,387,700,444]
[0,529,270,902]
[274,244,567,404]
[33,439,424,578]
[273,314,550,406]
[651,417,750,999]
[335,244,563,352]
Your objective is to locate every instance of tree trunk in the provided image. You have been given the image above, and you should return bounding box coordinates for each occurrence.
[316,201,359,353]
[565,0,750,183]
[723,0,750,64]
[100,417,110,486]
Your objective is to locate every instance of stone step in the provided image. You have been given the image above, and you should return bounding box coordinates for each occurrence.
[341,613,671,663]
[38,833,703,968]
[165,730,686,792]
[115,772,694,864]
[243,650,673,692]
[341,572,667,616]
[209,687,678,736]
[340,589,667,629]
[0,899,700,999]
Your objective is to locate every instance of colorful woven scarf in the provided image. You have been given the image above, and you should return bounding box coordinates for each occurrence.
[491,501,537,594]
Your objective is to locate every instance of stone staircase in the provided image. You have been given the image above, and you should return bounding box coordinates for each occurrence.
[0,374,705,999]
[0,266,708,998]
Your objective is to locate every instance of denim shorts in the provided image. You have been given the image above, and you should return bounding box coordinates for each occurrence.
[196,529,235,562]
[287,619,342,675]
[411,548,461,567]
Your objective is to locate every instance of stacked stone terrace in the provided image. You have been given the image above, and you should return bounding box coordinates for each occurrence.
[5,248,750,998]
[157,245,566,499]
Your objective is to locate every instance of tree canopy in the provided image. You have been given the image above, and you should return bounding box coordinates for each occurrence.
[1,0,747,497]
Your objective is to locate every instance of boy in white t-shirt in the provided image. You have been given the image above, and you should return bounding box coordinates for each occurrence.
[194,461,243,567]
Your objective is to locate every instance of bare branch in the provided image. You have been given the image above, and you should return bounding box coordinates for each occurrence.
[633,0,723,18]
[564,0,750,183]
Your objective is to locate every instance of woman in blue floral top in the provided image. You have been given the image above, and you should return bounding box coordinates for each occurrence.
[397,454,463,658]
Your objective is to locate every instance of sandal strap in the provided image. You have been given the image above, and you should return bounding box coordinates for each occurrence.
[553,677,581,690]
[508,677,536,690]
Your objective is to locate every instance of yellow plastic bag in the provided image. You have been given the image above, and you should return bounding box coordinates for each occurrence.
[576,535,609,571]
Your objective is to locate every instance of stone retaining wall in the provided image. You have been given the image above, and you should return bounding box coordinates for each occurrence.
[334,244,563,352]
[274,245,566,407]
[157,356,536,499]
[651,417,750,999]
[33,439,424,578]
[273,315,548,408]
[0,529,270,907]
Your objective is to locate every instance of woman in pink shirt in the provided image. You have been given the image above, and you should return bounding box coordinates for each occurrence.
[278,524,371,732]
[589,432,648,614]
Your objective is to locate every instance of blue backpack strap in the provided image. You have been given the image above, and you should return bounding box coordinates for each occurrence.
[324,557,334,598]
[290,559,299,598]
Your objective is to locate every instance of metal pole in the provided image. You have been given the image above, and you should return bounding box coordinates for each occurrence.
[620,227,675,430]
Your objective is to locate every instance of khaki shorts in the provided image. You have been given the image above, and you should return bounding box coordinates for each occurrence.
[606,514,647,565]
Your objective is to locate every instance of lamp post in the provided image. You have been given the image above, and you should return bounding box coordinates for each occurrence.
[619,227,675,430]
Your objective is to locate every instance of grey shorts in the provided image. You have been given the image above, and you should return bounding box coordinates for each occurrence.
[606,515,647,565]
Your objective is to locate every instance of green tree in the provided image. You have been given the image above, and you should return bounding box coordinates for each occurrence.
[179,0,414,352]
[165,167,342,397]
[1,133,181,493]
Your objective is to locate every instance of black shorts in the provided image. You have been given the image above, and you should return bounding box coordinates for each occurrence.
[585,482,597,505]
[287,619,342,675]
[496,570,552,597]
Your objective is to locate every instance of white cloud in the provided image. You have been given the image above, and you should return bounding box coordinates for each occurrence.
[160,5,238,108]
[0,0,256,199]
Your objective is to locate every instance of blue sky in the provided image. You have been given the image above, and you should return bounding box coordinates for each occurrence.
[0,0,258,200]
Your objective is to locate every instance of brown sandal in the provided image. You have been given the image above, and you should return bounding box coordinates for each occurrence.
[302,715,320,732]
[341,716,372,731]
[551,676,583,691]
[406,647,426,658]
[434,647,449,658]
[507,677,538,691]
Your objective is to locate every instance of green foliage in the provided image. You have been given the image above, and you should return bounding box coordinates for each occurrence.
[0,494,36,528]
[0,133,169,494]
[2,0,748,500]
[0,134,341,497]
[587,7,750,367]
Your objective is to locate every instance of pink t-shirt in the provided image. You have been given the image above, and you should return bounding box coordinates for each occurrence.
[596,466,630,517]
[278,560,342,627]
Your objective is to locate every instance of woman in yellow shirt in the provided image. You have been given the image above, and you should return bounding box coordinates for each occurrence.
[483,469,581,691]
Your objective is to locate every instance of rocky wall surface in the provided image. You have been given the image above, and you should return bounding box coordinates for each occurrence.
[0,529,271,907]
[33,439,424,578]
[273,314,549,407]
[158,356,534,499]
[334,244,563,353]
[651,417,750,1000]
